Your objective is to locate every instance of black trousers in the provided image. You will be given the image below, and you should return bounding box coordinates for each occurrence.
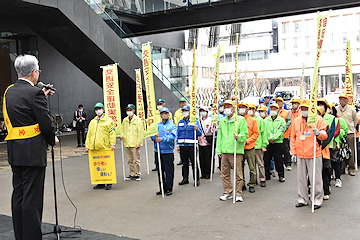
[11,166,46,240]
[330,149,341,180]
[155,152,174,192]
[283,138,291,167]
[180,146,199,181]
[264,143,284,179]
[322,159,332,195]
[76,124,85,145]
[199,145,212,178]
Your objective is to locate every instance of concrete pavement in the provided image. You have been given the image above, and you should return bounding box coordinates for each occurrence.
[0,134,360,239]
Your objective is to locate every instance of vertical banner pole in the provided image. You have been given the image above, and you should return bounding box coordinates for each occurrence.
[233,140,237,203]
[145,138,149,174]
[194,131,198,187]
[311,128,316,213]
[210,131,215,181]
[121,141,126,181]
[157,142,165,198]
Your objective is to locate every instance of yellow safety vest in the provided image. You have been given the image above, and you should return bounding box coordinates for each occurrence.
[3,84,41,140]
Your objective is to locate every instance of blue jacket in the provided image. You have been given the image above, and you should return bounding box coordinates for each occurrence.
[176,118,202,147]
[151,120,177,154]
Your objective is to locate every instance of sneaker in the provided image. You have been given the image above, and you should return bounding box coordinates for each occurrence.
[335,179,342,188]
[349,172,356,176]
[176,161,183,165]
[271,172,276,177]
[219,193,233,201]
[125,175,133,181]
[135,176,141,181]
[323,195,329,200]
[279,177,285,182]
[235,195,243,202]
[286,166,292,171]
[249,187,255,193]
[105,185,112,190]
[260,181,266,187]
[242,185,247,191]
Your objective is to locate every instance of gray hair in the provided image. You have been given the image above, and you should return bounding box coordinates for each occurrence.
[14,54,39,77]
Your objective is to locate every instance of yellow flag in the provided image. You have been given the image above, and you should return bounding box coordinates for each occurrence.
[88,149,117,184]
[190,40,197,124]
[135,69,147,135]
[300,64,306,100]
[234,34,239,131]
[211,46,221,124]
[103,64,122,137]
[142,43,158,136]
[345,41,354,107]
[307,12,329,125]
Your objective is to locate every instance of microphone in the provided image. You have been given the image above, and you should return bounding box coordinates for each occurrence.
[37,81,57,92]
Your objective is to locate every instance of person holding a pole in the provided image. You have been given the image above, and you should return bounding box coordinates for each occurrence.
[120,104,144,181]
[238,102,259,193]
[335,93,358,176]
[291,99,328,210]
[85,102,116,190]
[174,97,188,166]
[217,100,248,202]
[263,103,286,182]
[150,107,177,196]
[249,104,267,187]
[198,106,215,179]
[177,105,202,186]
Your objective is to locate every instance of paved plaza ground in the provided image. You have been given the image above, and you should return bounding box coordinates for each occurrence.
[0,133,360,239]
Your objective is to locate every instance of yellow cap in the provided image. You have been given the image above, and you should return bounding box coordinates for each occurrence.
[317,98,329,106]
[237,101,249,108]
[275,97,284,102]
[258,105,267,111]
[339,92,348,99]
[300,99,310,108]
[221,100,235,106]
[290,98,300,103]
[317,106,323,115]
[248,103,256,109]
[270,103,280,109]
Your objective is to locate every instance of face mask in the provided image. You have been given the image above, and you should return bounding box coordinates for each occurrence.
[219,106,224,112]
[270,111,278,117]
[157,105,163,110]
[239,108,246,115]
[224,108,232,116]
[259,112,266,118]
[248,110,254,116]
[301,111,308,118]
[319,106,325,113]
[182,111,189,118]
[95,109,103,116]
[200,112,207,118]
[126,111,134,116]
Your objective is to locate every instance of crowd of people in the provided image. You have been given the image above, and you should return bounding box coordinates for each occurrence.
[84,92,359,210]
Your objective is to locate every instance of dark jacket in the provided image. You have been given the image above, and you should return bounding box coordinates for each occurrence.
[5,79,55,167]
[73,109,87,127]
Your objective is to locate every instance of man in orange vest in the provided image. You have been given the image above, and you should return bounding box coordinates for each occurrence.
[289,98,301,163]
[291,99,328,210]
[275,97,292,171]
[238,102,259,193]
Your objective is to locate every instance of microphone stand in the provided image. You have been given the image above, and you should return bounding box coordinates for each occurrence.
[43,96,81,239]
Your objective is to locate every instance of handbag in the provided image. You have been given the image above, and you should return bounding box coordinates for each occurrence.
[200,119,213,143]
[339,135,351,162]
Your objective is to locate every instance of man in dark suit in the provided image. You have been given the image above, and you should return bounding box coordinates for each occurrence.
[3,54,58,239]
[73,104,87,147]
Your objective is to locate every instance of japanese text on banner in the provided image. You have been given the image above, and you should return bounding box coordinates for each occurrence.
[211,46,221,124]
[307,12,329,125]
[88,149,117,184]
[135,69,147,134]
[190,40,197,124]
[142,44,158,137]
[345,41,354,107]
[234,35,239,131]
[103,65,122,137]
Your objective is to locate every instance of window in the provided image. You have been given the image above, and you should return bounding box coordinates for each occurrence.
[294,21,301,33]
[293,37,300,49]
[282,22,289,34]
[282,38,289,50]
[305,19,315,33]
[225,53,232,62]
[239,52,247,61]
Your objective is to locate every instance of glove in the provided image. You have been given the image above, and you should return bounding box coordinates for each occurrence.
[312,128,320,136]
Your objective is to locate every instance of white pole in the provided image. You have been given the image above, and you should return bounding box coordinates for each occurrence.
[156,142,165,198]
[311,125,317,213]
[194,130,198,187]
[145,138,149,174]
[355,134,358,171]
[121,140,126,181]
[210,131,215,181]
[233,139,237,204]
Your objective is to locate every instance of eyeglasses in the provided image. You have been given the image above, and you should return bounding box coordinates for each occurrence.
[33,69,41,74]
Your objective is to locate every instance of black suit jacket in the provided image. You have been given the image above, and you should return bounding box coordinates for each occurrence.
[73,109,87,127]
[5,79,55,167]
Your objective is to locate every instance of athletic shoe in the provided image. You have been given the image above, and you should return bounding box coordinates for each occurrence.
[286,166,292,171]
[105,185,112,190]
[135,176,141,181]
[125,175,133,181]
[249,187,255,193]
[335,179,342,188]
[279,177,285,182]
[271,172,276,177]
[235,195,243,202]
[349,172,356,176]
[219,193,233,201]
[323,195,329,200]
[260,181,266,187]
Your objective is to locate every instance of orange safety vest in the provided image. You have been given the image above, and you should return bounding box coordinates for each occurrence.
[3,84,41,140]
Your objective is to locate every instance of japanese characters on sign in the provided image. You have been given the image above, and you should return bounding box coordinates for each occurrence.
[344,41,354,107]
[190,40,197,124]
[88,149,117,184]
[103,64,122,137]
[142,43,158,137]
[234,34,239,130]
[307,12,329,126]
[135,69,147,133]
